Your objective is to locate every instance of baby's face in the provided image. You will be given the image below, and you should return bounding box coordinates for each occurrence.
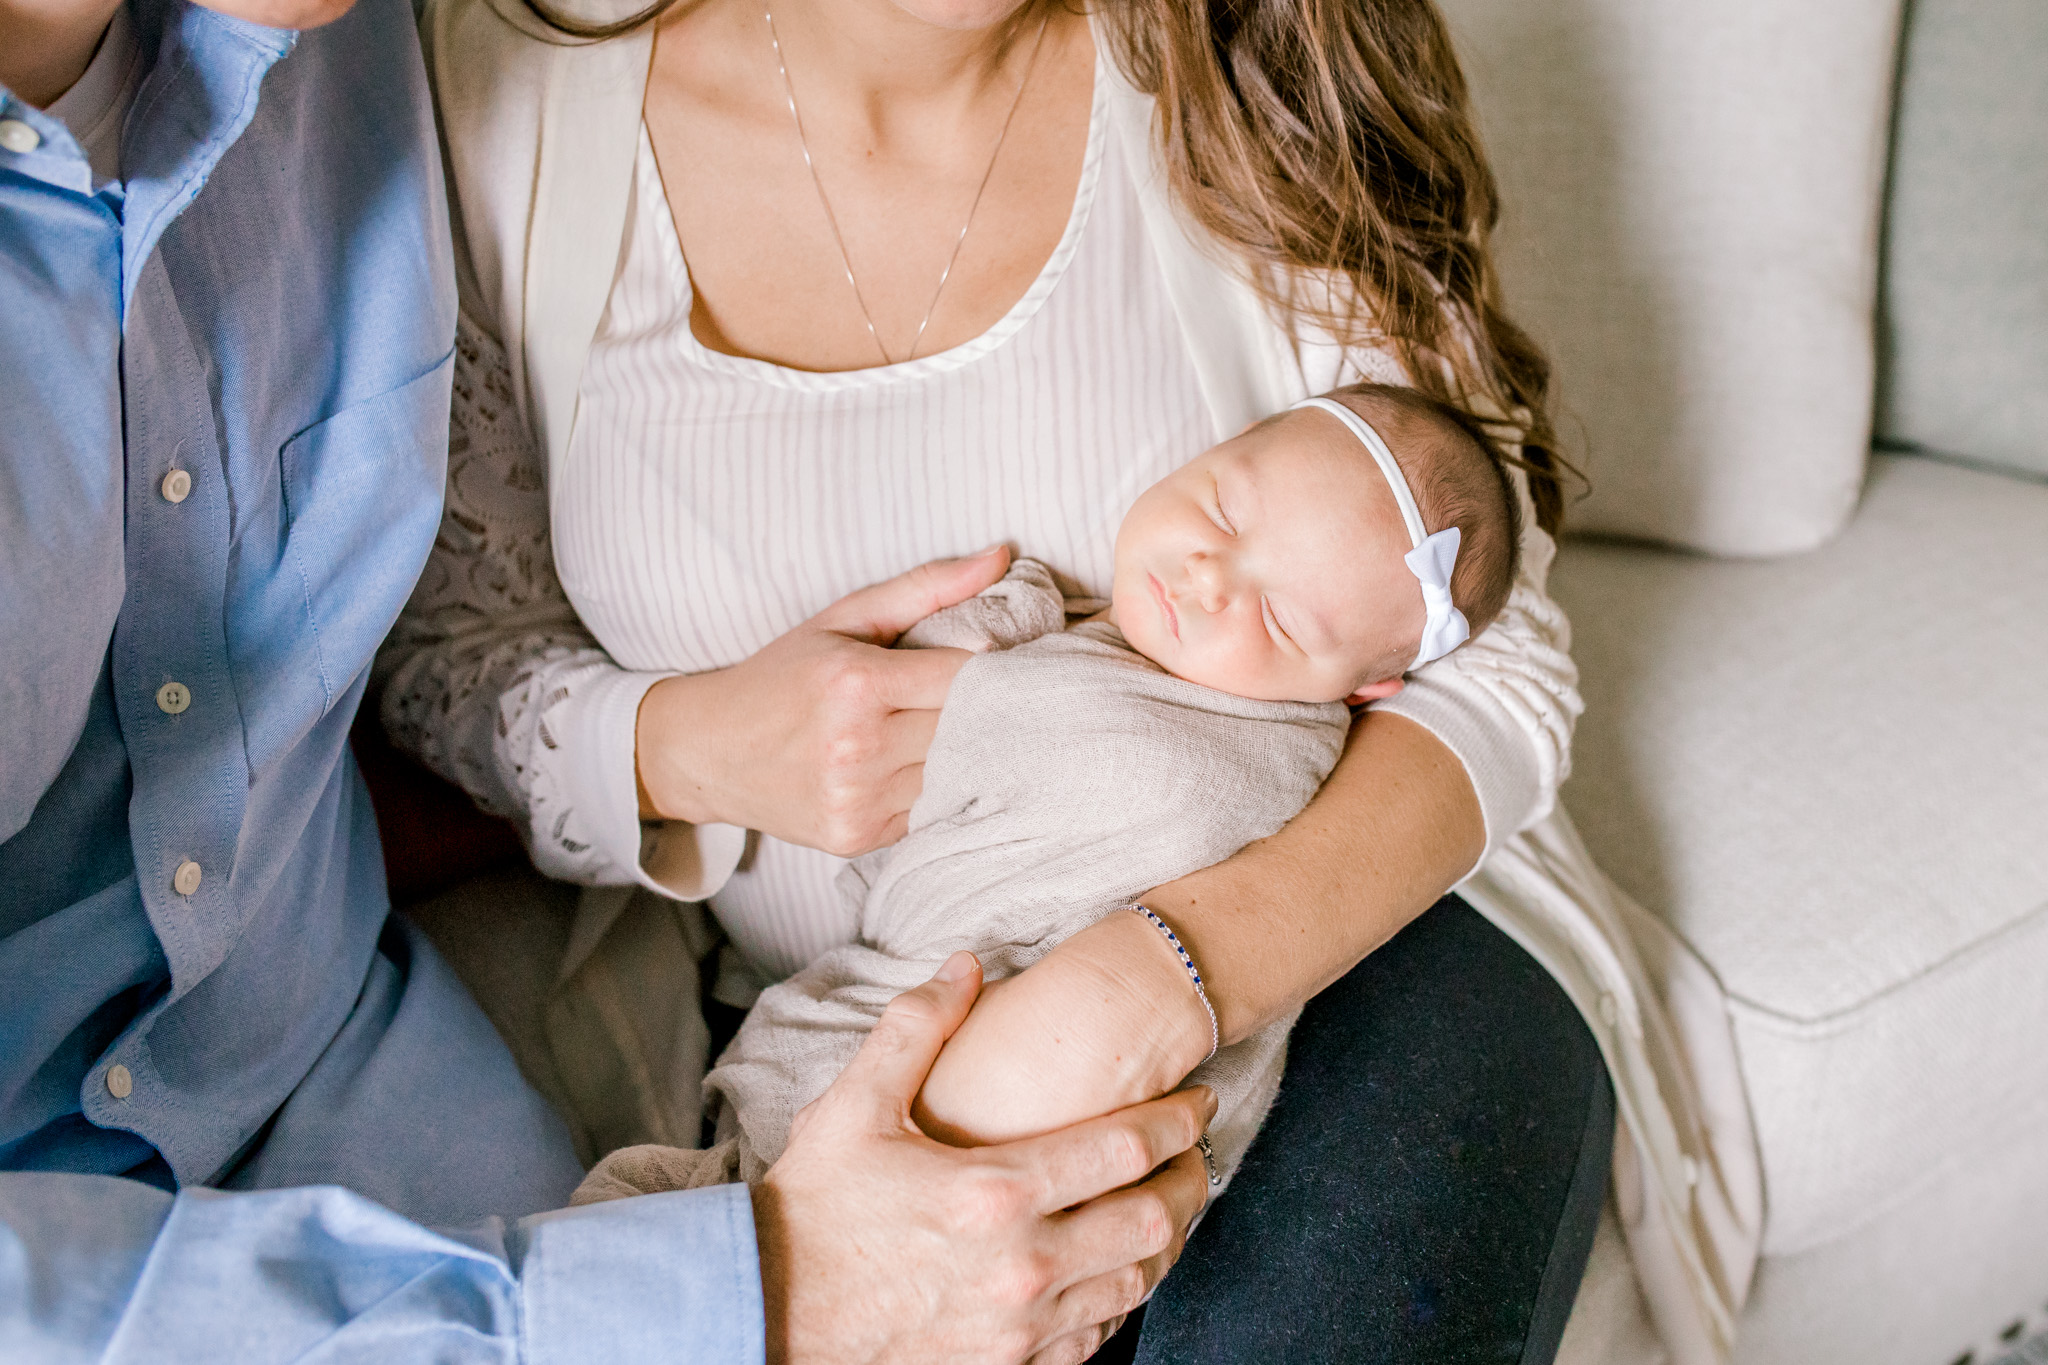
[1109,409,1425,704]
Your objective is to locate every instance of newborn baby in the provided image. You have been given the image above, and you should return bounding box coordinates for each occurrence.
[1104,389,1521,705]
[576,383,1524,1202]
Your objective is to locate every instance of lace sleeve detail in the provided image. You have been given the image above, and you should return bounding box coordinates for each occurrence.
[376,314,658,884]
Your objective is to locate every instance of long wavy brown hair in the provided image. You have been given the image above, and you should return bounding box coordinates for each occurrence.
[522,0,1570,531]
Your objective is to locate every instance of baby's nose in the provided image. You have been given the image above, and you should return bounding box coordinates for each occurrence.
[1186,552,1231,612]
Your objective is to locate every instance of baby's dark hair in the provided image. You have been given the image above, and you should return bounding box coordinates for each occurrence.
[1322,383,1523,669]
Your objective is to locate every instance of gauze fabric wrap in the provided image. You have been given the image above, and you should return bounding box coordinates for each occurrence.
[572,562,1349,1202]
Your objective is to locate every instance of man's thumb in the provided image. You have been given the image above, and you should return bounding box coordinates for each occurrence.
[815,547,1010,643]
[832,953,983,1124]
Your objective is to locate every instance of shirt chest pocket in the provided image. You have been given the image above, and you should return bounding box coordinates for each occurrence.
[231,351,455,775]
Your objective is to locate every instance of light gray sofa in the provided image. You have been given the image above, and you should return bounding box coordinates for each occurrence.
[1452,1,2048,1360]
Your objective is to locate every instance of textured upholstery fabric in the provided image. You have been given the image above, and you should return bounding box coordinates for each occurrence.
[1438,0,1902,555]
[1877,0,2048,479]
[1562,1097,2048,1365]
[1734,1103,2048,1365]
[1552,456,2048,1252]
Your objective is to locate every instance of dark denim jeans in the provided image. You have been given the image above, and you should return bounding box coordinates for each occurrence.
[1103,895,1614,1365]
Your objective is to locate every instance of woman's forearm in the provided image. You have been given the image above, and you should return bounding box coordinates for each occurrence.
[915,712,1483,1144]
[1136,710,1483,1044]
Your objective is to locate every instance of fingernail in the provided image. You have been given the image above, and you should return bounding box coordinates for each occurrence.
[934,950,977,983]
[972,543,1005,559]
[1199,1086,1219,1122]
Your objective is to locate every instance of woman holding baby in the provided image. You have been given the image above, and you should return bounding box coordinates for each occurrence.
[385,0,1611,1359]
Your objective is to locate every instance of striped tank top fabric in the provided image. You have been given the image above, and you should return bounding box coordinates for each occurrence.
[556,61,1214,980]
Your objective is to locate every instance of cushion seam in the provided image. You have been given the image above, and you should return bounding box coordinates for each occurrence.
[1723,893,2048,1035]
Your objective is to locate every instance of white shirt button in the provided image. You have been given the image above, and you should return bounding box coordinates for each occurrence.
[156,681,191,715]
[173,860,203,896]
[161,468,193,503]
[0,119,41,154]
[106,1064,133,1100]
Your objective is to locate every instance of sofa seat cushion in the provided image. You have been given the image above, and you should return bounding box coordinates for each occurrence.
[1550,455,2048,1253]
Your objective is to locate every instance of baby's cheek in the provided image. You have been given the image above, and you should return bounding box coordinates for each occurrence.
[1184,630,1276,698]
[1111,586,1164,664]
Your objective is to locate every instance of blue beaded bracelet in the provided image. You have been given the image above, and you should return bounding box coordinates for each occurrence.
[1129,904,1220,1065]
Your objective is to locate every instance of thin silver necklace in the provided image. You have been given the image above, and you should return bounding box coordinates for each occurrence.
[764,6,1051,365]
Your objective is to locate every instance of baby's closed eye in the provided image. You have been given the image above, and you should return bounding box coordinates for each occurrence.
[1260,597,1295,649]
[1208,477,1237,535]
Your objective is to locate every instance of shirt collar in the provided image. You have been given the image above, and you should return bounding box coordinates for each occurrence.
[0,2,300,282]
[115,0,297,298]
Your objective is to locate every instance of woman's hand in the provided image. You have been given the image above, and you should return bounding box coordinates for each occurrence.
[635,546,1010,855]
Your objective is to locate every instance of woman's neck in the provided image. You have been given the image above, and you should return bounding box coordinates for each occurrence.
[761,0,1050,131]
[0,0,125,107]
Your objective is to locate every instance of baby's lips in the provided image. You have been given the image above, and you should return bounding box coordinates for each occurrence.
[1147,572,1180,640]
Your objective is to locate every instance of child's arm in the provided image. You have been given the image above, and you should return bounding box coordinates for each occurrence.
[914,712,1481,1146]
[913,907,1215,1146]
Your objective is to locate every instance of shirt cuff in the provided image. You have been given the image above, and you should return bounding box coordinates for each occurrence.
[518,1184,764,1365]
[556,666,748,901]
[1370,675,1542,880]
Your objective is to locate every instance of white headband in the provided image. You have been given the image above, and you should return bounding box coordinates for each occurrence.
[1292,397,1470,671]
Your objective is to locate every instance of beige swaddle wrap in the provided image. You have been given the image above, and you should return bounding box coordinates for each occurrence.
[575,561,1348,1203]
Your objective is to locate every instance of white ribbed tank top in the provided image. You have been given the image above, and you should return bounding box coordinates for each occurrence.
[556,63,1214,979]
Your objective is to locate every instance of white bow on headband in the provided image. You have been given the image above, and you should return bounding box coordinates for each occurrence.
[1291,397,1471,671]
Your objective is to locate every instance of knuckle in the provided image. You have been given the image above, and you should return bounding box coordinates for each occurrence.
[856,1022,919,1072]
[815,796,879,858]
[906,561,943,604]
[1130,1193,1175,1255]
[1110,1263,1148,1314]
[818,654,872,707]
[820,726,872,772]
[865,1000,940,1057]
[985,1250,1053,1308]
[818,820,869,859]
[1102,1125,1155,1186]
[989,1326,1037,1364]
[1033,1337,1084,1365]
[878,990,942,1035]
[953,1168,1031,1232]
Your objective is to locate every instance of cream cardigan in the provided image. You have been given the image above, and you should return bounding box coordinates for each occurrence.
[422,1,1763,1357]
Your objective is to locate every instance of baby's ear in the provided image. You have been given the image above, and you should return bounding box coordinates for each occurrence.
[1347,677,1405,706]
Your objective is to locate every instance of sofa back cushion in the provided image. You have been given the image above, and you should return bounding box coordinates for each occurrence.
[1438,1,1903,555]
[1877,0,2048,480]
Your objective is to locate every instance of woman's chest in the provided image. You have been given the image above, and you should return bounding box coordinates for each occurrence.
[553,128,1214,676]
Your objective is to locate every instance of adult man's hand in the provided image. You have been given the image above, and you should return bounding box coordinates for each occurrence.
[755,951,1213,1365]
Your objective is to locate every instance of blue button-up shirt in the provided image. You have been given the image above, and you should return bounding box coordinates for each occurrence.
[0,2,761,1359]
